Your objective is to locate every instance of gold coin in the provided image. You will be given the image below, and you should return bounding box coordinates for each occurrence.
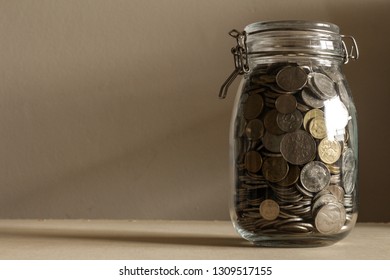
[326,164,341,174]
[303,108,324,131]
[309,116,327,139]
[318,138,342,164]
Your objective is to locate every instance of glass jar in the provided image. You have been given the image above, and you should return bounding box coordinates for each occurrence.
[219,21,359,247]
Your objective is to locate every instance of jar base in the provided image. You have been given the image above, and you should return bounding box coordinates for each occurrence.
[239,230,351,248]
[251,237,342,248]
[232,213,357,247]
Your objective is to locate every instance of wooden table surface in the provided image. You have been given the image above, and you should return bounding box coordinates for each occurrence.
[0,220,388,259]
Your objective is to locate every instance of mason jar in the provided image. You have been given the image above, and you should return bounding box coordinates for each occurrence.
[219,21,359,247]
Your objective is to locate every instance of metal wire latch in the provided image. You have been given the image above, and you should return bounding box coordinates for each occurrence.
[219,30,250,99]
[341,35,359,64]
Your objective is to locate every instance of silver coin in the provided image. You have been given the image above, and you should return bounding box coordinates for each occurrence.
[245,119,264,140]
[276,110,303,133]
[295,183,314,197]
[343,171,355,195]
[342,148,356,194]
[300,161,331,193]
[330,174,341,185]
[301,88,324,109]
[337,81,350,106]
[278,223,313,233]
[274,217,303,227]
[324,185,345,203]
[280,130,316,165]
[310,72,337,99]
[276,66,307,92]
[315,202,346,234]
[312,193,338,216]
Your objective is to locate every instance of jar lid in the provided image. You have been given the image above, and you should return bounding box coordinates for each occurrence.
[243,20,344,60]
[245,20,340,35]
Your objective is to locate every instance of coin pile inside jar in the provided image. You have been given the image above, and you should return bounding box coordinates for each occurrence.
[234,63,357,236]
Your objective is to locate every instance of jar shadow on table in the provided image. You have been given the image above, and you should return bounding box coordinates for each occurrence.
[0,225,252,248]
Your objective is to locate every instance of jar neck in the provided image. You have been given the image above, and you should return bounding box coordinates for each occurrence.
[247,55,344,70]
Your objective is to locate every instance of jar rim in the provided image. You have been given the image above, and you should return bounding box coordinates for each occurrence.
[244,20,340,35]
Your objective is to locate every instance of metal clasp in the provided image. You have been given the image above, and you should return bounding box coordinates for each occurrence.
[219,29,250,99]
[341,35,359,64]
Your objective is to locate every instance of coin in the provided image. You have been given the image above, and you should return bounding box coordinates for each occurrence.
[301,88,324,108]
[252,74,276,85]
[276,66,307,92]
[245,151,263,173]
[297,103,311,113]
[309,116,327,139]
[303,109,324,131]
[259,199,280,221]
[309,72,337,99]
[300,161,331,193]
[245,87,266,95]
[312,193,338,216]
[296,183,314,197]
[342,148,356,194]
[327,164,341,174]
[337,81,350,105]
[245,119,264,140]
[243,94,264,120]
[314,202,346,234]
[264,109,284,135]
[278,224,312,233]
[262,157,289,182]
[324,185,345,203]
[262,131,284,153]
[264,90,281,99]
[277,165,300,187]
[318,138,342,164]
[276,110,303,132]
[280,130,316,165]
[275,95,297,114]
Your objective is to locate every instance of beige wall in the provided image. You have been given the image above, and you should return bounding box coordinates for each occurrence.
[0,0,389,222]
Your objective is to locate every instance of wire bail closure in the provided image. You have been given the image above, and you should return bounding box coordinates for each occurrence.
[219,30,250,99]
[219,29,359,98]
[341,35,359,64]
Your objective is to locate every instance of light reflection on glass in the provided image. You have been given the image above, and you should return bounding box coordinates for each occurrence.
[324,96,350,141]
